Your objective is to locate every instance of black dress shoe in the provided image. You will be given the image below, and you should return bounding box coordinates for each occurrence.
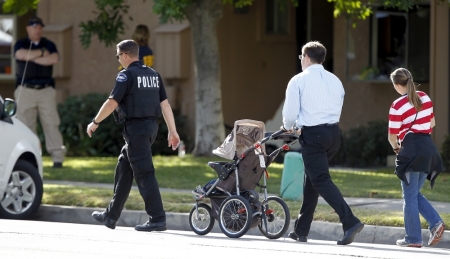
[288,231,307,242]
[135,221,167,232]
[337,222,364,245]
[92,211,117,230]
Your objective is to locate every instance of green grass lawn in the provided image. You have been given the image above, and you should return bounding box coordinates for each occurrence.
[43,184,450,229]
[43,156,450,202]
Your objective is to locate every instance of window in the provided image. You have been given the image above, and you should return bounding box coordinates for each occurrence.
[346,6,430,82]
[266,0,288,34]
[372,12,407,80]
[0,15,16,79]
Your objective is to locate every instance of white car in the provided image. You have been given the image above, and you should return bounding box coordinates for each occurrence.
[0,96,43,219]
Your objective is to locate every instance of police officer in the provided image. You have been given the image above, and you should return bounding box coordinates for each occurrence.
[87,39,180,231]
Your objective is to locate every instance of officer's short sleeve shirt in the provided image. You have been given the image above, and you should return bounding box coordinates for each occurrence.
[109,64,168,103]
[109,70,130,104]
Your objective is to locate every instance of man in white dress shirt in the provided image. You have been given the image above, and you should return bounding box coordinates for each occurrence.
[282,41,364,245]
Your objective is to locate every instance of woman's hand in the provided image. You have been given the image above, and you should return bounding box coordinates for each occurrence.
[393,148,399,155]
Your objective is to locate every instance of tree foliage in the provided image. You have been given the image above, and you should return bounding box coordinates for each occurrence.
[2,0,39,16]
[329,0,447,21]
[78,0,131,49]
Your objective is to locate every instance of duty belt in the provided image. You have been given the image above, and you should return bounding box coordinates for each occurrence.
[302,122,339,129]
[21,84,52,89]
[124,117,158,125]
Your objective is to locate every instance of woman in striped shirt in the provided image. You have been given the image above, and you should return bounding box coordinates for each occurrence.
[388,68,445,248]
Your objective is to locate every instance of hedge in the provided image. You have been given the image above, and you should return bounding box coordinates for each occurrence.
[37,93,190,157]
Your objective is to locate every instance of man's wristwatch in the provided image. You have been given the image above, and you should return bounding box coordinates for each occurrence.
[92,118,100,125]
[41,48,45,57]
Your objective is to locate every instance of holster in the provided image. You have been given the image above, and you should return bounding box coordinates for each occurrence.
[113,109,126,125]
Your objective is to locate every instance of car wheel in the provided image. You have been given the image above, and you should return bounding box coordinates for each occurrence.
[0,159,43,219]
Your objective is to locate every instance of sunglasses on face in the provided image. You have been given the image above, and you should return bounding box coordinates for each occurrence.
[116,52,128,59]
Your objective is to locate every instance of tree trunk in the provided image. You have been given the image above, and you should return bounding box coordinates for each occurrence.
[185,0,225,156]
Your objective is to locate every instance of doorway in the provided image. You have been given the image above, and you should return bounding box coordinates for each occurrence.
[295,0,334,73]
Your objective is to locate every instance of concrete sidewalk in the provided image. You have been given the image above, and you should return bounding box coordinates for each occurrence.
[39,180,450,248]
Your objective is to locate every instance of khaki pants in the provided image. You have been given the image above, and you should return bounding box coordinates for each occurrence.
[14,86,65,163]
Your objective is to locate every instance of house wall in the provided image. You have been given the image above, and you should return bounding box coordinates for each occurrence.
[36,0,161,99]
[2,0,447,148]
[333,16,430,131]
[333,3,449,150]
[217,2,297,128]
[34,0,198,134]
[32,0,297,137]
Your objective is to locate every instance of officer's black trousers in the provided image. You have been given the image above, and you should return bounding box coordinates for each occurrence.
[294,124,360,236]
[105,119,166,223]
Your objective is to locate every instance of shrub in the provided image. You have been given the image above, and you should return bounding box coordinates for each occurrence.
[342,120,392,167]
[37,93,190,156]
[58,93,123,156]
[152,110,192,156]
[441,135,450,172]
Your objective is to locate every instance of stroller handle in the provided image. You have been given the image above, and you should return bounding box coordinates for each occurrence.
[267,129,286,140]
[240,129,295,158]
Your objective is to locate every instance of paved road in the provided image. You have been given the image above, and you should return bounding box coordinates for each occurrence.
[1,220,449,258]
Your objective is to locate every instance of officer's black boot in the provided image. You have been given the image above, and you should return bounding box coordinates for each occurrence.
[135,220,167,232]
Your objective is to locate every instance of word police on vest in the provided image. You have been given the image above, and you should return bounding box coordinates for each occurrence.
[137,75,159,88]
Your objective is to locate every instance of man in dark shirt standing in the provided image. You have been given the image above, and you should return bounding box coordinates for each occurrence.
[87,39,180,232]
[14,17,65,168]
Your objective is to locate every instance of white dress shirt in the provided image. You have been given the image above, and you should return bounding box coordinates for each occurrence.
[282,64,345,129]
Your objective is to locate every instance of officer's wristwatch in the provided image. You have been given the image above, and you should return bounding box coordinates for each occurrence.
[92,118,100,125]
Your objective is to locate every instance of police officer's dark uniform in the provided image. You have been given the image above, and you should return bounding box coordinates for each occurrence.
[96,60,167,230]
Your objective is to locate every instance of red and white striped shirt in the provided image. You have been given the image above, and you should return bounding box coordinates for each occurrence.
[388,91,434,142]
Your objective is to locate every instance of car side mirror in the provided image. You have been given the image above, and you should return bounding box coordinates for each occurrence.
[3,98,17,118]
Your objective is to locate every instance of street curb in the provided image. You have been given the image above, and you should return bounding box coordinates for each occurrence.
[33,204,449,248]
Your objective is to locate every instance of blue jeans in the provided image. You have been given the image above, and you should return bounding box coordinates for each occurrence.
[401,171,442,244]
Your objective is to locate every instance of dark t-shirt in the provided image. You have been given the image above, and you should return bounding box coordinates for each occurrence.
[139,45,153,59]
[109,61,167,104]
[117,46,154,70]
[14,37,58,87]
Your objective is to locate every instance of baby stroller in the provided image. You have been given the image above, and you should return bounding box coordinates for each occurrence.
[189,119,299,239]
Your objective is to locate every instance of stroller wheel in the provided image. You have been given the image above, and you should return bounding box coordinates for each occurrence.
[218,195,252,238]
[189,203,215,235]
[258,196,290,239]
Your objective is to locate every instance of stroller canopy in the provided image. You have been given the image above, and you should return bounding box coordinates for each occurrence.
[213,119,266,160]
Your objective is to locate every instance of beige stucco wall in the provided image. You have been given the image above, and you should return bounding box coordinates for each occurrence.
[33,0,297,136]
[36,0,197,134]
[2,0,447,148]
[217,2,297,128]
[37,0,161,98]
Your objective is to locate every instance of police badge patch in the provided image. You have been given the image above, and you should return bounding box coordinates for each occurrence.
[116,73,127,82]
